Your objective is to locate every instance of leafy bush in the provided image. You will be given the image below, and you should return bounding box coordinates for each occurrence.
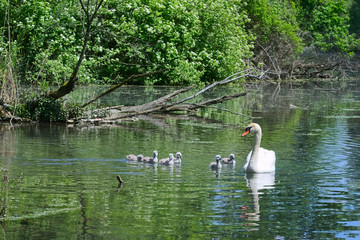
[32,98,66,122]
[243,0,303,74]
[1,0,254,86]
[91,0,253,85]
[299,0,360,55]
[1,0,359,88]
[14,93,83,122]
[245,0,302,51]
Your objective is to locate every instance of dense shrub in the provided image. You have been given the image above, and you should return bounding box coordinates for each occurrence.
[244,0,303,72]
[299,0,360,55]
[14,93,83,122]
[0,0,358,87]
[88,0,254,85]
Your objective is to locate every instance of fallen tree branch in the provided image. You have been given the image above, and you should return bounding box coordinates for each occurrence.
[163,92,247,112]
[167,68,255,108]
[86,85,194,114]
[291,61,343,79]
[103,92,247,121]
[74,68,262,124]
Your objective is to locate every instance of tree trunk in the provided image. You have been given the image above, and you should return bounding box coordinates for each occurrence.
[48,0,104,99]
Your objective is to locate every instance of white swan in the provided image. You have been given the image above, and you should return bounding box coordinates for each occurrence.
[242,123,276,173]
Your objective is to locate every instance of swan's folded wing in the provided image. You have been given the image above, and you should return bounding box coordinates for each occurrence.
[259,148,276,171]
[243,150,253,171]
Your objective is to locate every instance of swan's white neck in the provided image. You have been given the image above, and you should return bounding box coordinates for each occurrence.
[248,129,262,170]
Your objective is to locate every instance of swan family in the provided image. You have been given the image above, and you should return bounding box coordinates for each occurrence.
[126,123,276,173]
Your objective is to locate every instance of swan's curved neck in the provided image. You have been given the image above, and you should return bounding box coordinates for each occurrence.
[250,129,262,164]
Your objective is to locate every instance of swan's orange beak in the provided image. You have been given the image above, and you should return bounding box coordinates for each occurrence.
[242,130,250,137]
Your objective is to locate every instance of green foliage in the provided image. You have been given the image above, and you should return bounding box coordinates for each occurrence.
[245,0,302,52]
[91,0,253,85]
[1,0,254,86]
[349,0,360,36]
[63,102,84,119]
[1,0,89,85]
[299,0,360,55]
[32,98,66,122]
[14,93,83,122]
[0,34,7,84]
[243,0,304,72]
[0,0,359,88]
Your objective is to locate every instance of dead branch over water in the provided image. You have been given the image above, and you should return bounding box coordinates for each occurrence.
[75,69,262,124]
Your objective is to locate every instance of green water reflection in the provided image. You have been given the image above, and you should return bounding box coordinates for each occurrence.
[0,82,360,239]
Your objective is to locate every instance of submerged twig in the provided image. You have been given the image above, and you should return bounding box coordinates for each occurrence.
[116,175,124,192]
[116,175,124,184]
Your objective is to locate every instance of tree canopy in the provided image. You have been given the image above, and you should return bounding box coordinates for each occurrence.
[0,0,359,87]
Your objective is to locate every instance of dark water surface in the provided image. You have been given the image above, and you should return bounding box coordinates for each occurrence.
[1,83,360,239]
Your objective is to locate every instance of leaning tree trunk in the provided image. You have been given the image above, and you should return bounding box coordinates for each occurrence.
[48,0,104,99]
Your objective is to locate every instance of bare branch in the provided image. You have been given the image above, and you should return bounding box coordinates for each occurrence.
[75,69,261,124]
[89,0,105,24]
[167,68,254,108]
[79,0,89,19]
[163,92,247,112]
[103,92,247,121]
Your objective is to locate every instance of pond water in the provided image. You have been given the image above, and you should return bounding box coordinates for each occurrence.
[0,82,360,239]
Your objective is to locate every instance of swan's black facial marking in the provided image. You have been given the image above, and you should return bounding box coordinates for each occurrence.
[245,126,252,132]
[242,126,252,137]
